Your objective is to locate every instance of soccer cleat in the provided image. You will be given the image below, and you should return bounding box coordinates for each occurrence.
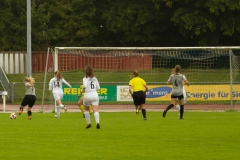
[96,123,100,129]
[83,114,85,118]
[19,107,23,115]
[180,117,183,120]
[55,115,59,118]
[19,110,23,115]
[163,110,167,118]
[143,118,147,120]
[85,124,91,129]
[28,116,32,120]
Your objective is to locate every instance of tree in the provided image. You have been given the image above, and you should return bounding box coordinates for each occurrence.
[168,0,240,45]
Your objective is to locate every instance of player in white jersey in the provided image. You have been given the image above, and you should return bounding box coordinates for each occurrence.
[163,65,190,119]
[49,70,72,118]
[19,77,36,120]
[79,65,100,129]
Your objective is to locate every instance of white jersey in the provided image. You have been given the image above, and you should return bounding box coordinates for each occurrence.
[49,77,72,94]
[83,77,100,98]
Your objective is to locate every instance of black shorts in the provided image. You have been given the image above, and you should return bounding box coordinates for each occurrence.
[132,91,146,106]
[171,94,184,100]
[21,95,36,108]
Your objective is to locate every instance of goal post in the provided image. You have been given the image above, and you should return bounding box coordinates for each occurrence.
[52,46,240,111]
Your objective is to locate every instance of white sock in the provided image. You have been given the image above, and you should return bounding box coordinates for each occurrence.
[176,104,180,112]
[59,104,64,109]
[184,98,187,104]
[85,111,91,124]
[57,106,61,117]
[94,112,100,124]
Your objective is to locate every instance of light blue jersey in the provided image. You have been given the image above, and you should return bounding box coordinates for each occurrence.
[168,74,187,96]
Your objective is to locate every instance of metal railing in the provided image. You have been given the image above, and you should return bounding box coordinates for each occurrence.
[0,67,11,99]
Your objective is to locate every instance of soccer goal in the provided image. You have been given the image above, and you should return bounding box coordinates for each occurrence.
[48,47,240,111]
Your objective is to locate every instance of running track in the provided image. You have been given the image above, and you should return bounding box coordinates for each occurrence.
[1,104,239,113]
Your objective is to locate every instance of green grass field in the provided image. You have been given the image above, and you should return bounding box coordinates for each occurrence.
[0,111,239,160]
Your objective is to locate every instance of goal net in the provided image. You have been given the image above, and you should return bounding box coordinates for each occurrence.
[46,47,240,111]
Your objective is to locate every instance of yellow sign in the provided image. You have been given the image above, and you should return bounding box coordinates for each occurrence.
[145,85,240,101]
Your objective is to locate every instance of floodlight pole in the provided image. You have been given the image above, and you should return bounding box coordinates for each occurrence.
[27,0,32,77]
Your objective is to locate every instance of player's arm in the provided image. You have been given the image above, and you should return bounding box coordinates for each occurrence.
[129,85,133,97]
[95,78,100,90]
[183,75,189,86]
[144,84,148,93]
[128,80,133,97]
[62,79,72,91]
[49,80,53,91]
[143,79,148,93]
[184,79,190,86]
[166,75,172,84]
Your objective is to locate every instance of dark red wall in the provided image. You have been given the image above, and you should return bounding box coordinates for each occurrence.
[31,52,152,72]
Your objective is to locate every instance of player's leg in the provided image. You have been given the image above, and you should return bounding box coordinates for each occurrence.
[78,97,85,118]
[83,98,91,128]
[175,98,180,112]
[57,92,67,112]
[163,97,175,118]
[92,97,100,129]
[19,96,28,115]
[89,105,92,116]
[133,92,141,115]
[179,98,185,119]
[183,89,187,104]
[141,104,147,120]
[54,94,62,118]
[27,95,36,120]
[135,105,140,115]
[55,106,61,118]
[140,92,147,120]
[27,106,32,120]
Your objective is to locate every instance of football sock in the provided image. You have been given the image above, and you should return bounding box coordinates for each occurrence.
[180,105,184,118]
[176,104,180,111]
[20,106,23,111]
[141,109,146,118]
[166,104,174,111]
[59,104,65,109]
[94,112,100,124]
[85,111,91,124]
[57,106,61,117]
[79,105,85,114]
[27,110,32,116]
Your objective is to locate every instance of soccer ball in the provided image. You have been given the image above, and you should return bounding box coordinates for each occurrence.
[10,113,17,119]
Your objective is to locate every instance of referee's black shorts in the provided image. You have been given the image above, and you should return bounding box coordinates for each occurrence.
[21,95,36,108]
[132,91,146,106]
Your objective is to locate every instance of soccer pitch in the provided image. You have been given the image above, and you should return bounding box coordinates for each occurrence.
[0,112,239,160]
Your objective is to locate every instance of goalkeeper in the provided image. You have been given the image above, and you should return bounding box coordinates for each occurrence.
[77,85,92,118]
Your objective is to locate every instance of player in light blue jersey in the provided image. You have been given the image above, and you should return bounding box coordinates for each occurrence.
[19,77,36,120]
[163,65,190,119]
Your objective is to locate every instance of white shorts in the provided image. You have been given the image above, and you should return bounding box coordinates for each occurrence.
[53,92,63,100]
[83,97,99,106]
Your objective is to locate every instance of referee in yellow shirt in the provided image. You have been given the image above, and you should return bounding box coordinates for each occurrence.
[129,70,148,120]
